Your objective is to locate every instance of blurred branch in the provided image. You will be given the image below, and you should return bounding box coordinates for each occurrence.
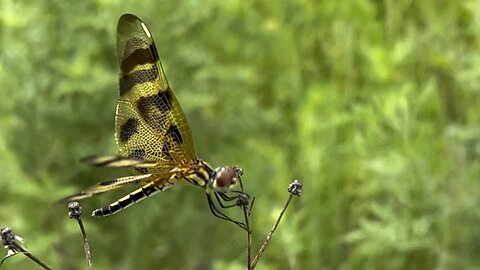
[0,227,53,270]
[68,202,93,270]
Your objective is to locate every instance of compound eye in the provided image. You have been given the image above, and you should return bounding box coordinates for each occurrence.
[234,166,243,177]
[215,167,236,188]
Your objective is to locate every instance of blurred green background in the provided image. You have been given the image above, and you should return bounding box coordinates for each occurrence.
[1,0,480,269]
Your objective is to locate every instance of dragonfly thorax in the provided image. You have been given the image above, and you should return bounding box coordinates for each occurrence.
[209,166,243,192]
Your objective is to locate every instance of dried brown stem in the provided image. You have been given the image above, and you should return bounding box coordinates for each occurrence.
[68,202,93,270]
[250,194,293,269]
[77,218,93,270]
[1,227,53,270]
[11,242,54,270]
[242,203,252,270]
[250,180,302,269]
[237,177,253,270]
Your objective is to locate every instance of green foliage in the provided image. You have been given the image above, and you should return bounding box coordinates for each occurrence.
[1,0,479,269]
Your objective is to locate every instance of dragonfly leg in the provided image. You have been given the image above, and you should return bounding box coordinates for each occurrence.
[214,192,239,208]
[206,193,247,231]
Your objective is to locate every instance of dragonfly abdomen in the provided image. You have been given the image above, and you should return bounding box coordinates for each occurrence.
[92,181,172,216]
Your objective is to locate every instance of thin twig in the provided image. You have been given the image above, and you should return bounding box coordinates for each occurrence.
[10,242,54,270]
[237,176,253,270]
[248,197,255,218]
[0,227,53,270]
[77,219,93,270]
[250,180,302,269]
[68,202,93,270]
[250,194,292,269]
[242,201,252,270]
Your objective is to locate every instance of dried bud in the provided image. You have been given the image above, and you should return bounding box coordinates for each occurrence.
[288,180,302,196]
[0,227,14,246]
[1,227,24,261]
[68,202,83,220]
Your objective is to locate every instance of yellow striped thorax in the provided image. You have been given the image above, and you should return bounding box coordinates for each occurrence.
[186,160,243,193]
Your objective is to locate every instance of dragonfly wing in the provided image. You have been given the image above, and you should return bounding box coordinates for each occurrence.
[62,174,156,201]
[115,14,196,170]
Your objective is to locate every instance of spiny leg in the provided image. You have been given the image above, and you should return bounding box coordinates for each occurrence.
[214,192,238,209]
[92,181,173,216]
[217,190,250,201]
[206,193,247,231]
[217,191,240,202]
[217,191,251,209]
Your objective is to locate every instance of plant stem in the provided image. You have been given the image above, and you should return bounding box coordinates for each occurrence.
[243,205,252,270]
[12,242,54,270]
[77,219,93,270]
[250,194,293,269]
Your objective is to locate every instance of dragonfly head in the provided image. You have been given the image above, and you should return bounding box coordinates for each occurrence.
[211,166,243,191]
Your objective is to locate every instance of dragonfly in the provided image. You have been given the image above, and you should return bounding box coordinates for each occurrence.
[63,14,249,230]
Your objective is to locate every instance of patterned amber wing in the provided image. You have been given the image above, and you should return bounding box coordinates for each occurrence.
[115,14,196,168]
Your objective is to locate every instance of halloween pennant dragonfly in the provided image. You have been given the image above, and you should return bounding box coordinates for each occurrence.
[64,14,248,230]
